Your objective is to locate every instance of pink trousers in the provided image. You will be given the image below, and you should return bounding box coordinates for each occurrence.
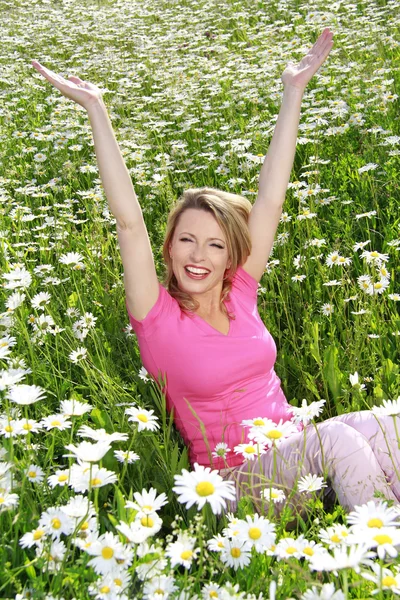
[221,411,400,514]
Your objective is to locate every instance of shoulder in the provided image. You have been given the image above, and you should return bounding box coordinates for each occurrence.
[126,282,179,335]
[231,265,259,300]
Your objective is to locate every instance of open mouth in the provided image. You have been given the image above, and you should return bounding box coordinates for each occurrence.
[184,267,210,279]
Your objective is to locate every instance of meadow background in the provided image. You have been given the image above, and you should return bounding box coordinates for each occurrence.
[0,0,399,598]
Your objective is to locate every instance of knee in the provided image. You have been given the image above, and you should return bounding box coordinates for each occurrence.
[316,421,370,456]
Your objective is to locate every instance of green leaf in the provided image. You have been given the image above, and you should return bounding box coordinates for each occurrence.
[91,408,113,430]
[68,292,79,307]
[115,487,127,522]
[323,344,342,402]
[309,322,321,365]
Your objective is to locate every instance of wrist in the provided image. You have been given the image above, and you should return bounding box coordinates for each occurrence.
[282,84,305,98]
[86,96,107,118]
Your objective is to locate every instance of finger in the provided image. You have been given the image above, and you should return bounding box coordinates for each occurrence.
[32,61,67,85]
[68,75,85,86]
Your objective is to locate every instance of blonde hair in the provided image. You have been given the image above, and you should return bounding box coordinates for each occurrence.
[162,187,252,319]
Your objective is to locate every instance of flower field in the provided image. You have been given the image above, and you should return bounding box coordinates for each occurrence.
[0,0,399,598]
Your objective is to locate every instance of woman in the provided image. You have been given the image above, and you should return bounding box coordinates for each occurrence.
[32,28,400,515]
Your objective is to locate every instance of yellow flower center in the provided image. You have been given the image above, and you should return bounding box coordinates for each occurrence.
[0,497,4,504]
[114,578,122,587]
[210,592,219,599]
[245,446,255,454]
[230,547,241,558]
[368,518,383,528]
[5,425,13,433]
[266,430,283,440]
[58,474,68,482]
[80,521,89,531]
[23,423,33,430]
[303,547,314,556]
[142,505,153,511]
[248,527,261,540]
[382,576,396,588]
[285,546,297,555]
[137,413,148,423]
[271,491,279,498]
[181,550,193,560]
[140,516,154,527]
[155,590,164,596]
[51,518,61,530]
[33,529,45,540]
[196,481,215,497]
[28,471,37,478]
[374,534,392,545]
[101,547,114,560]
[51,420,61,427]
[253,419,265,426]
[330,534,341,543]
[100,586,110,594]
[91,478,102,486]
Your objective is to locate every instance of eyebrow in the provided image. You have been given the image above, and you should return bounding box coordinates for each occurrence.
[179,232,225,243]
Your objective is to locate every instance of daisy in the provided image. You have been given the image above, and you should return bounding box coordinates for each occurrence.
[361,563,400,595]
[292,274,306,282]
[0,419,18,438]
[15,418,42,435]
[349,372,366,391]
[31,292,51,310]
[6,291,26,310]
[309,544,375,574]
[366,278,390,295]
[7,384,46,405]
[261,487,286,504]
[361,249,389,265]
[235,514,276,552]
[47,469,71,488]
[274,536,303,560]
[165,533,199,568]
[371,397,400,416]
[233,441,267,461]
[142,575,178,600]
[59,252,85,270]
[41,414,71,431]
[61,494,96,520]
[241,416,270,429]
[0,490,19,512]
[114,450,140,463]
[212,442,230,460]
[300,583,345,600]
[202,583,221,600]
[36,539,66,572]
[0,367,30,390]
[70,467,117,492]
[389,293,400,301]
[138,366,150,381]
[117,515,163,544]
[125,406,160,432]
[359,526,400,559]
[85,531,132,575]
[298,474,327,493]
[358,163,378,174]
[207,533,226,552]
[321,303,334,316]
[19,527,47,548]
[347,500,399,530]
[249,419,298,449]
[69,347,88,363]
[325,252,341,267]
[290,399,326,425]
[39,507,75,539]
[125,487,168,514]
[220,538,251,570]
[25,465,45,483]
[60,398,93,416]
[172,463,236,514]
[77,425,128,443]
[135,543,167,580]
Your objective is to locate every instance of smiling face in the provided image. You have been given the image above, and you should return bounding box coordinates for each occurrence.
[169,208,231,304]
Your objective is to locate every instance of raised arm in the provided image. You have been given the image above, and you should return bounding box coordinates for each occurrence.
[31,61,159,320]
[242,28,334,283]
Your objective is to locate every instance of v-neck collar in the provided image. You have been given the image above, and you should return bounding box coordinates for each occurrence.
[191,297,234,337]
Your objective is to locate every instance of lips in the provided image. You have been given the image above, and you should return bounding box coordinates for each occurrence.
[184,266,210,279]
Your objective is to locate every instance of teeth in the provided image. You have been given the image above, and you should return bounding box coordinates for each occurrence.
[186,267,209,275]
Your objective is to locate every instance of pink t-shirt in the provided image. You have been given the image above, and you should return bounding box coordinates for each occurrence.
[126,266,295,470]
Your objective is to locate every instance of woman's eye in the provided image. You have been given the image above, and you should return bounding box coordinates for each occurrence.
[212,244,223,248]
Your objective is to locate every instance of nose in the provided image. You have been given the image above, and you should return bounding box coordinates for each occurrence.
[190,244,207,263]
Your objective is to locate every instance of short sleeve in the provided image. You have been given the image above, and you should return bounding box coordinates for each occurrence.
[231,266,259,302]
[125,283,178,337]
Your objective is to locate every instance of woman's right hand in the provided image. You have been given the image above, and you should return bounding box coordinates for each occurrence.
[32,60,103,110]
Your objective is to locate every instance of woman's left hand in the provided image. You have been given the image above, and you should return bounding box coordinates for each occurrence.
[281,28,334,92]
